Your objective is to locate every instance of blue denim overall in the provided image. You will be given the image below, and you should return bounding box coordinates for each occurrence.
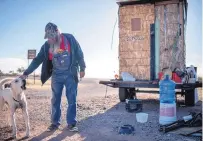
[51,36,78,126]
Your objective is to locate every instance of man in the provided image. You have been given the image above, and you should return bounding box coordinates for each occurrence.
[21,22,86,132]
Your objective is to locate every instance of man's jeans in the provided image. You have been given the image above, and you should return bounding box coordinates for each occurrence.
[51,73,78,126]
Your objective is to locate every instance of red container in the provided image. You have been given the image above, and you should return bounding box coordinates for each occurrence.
[172,73,182,83]
[158,72,164,80]
[158,72,182,83]
[158,72,172,80]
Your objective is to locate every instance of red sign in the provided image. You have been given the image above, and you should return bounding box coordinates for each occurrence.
[28,50,36,59]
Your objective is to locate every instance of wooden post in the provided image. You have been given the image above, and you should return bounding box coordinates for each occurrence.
[34,71,35,84]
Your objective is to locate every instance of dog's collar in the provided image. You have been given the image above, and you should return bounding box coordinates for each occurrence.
[13,97,20,103]
[13,97,24,108]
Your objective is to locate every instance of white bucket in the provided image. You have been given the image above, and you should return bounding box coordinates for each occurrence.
[159,103,177,125]
[121,72,136,81]
[136,113,148,123]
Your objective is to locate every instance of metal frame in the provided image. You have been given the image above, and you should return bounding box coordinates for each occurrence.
[99,80,202,106]
[99,80,201,89]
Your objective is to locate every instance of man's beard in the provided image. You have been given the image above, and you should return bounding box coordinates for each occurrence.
[48,40,56,45]
[48,37,58,45]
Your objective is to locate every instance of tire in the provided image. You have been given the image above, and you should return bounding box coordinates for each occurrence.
[119,88,128,102]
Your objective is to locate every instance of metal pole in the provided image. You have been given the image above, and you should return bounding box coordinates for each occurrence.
[34,71,35,84]
[27,59,29,79]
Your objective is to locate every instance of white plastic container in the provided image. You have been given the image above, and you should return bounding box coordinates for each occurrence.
[121,72,136,81]
[136,113,148,123]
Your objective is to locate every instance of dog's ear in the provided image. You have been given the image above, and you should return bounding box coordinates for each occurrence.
[4,83,11,88]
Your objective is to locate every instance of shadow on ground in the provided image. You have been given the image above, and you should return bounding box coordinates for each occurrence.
[28,98,202,141]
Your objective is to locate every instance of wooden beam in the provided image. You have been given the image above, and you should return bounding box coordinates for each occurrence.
[117,0,184,6]
[117,0,152,6]
[155,0,183,6]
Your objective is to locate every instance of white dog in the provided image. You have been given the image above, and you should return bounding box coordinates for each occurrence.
[0,77,30,138]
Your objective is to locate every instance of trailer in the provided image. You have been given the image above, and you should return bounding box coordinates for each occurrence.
[99,79,202,106]
[98,0,202,107]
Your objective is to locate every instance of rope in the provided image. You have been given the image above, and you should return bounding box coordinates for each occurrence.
[111,18,118,50]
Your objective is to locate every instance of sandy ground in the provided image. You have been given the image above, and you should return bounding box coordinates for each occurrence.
[0,78,202,141]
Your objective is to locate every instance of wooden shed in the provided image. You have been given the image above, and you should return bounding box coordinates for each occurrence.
[117,0,187,80]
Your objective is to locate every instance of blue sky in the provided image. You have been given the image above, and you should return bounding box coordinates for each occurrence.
[185,0,202,75]
[0,0,202,78]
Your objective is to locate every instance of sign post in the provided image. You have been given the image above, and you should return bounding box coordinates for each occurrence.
[27,50,36,84]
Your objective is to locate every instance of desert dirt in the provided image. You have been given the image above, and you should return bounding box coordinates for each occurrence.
[0,77,202,141]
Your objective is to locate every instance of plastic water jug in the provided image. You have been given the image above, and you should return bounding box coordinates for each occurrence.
[159,74,177,125]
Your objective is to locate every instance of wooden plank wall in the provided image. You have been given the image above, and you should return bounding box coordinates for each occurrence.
[119,4,154,80]
[155,2,185,72]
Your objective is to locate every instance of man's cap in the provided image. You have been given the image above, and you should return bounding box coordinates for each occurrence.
[44,22,58,39]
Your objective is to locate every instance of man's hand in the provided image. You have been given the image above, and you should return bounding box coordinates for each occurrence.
[80,71,85,78]
[19,75,27,79]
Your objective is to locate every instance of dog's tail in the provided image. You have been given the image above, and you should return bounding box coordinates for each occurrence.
[0,78,14,90]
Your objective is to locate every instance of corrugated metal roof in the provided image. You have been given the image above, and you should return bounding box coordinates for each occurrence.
[116,0,184,6]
